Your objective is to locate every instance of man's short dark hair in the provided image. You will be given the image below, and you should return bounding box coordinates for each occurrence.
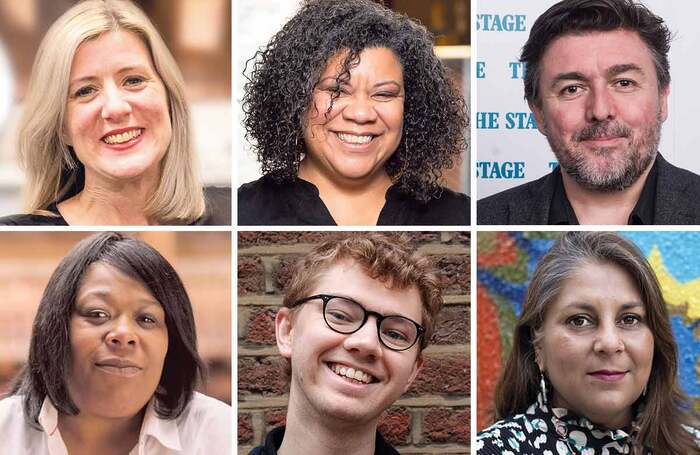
[522,0,671,106]
[11,232,205,428]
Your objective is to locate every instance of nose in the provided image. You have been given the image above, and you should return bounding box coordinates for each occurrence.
[101,84,132,121]
[343,316,382,359]
[586,86,616,122]
[106,317,138,348]
[341,92,378,124]
[593,322,624,354]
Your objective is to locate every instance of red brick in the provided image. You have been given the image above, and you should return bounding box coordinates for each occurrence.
[238,357,288,396]
[407,354,469,396]
[452,232,470,245]
[273,256,301,292]
[434,255,469,295]
[265,408,287,428]
[378,407,411,445]
[238,256,264,295]
[239,232,339,247]
[431,305,469,345]
[246,308,278,345]
[422,407,470,444]
[238,413,253,444]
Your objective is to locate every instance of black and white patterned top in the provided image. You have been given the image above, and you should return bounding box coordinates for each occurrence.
[476,391,700,454]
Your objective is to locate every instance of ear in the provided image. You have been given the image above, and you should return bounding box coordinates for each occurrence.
[528,99,548,137]
[531,328,545,372]
[658,84,670,123]
[403,352,425,393]
[275,307,294,359]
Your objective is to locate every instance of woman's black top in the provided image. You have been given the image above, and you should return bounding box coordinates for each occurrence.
[0,187,231,226]
[248,426,399,455]
[476,391,700,454]
[238,175,470,225]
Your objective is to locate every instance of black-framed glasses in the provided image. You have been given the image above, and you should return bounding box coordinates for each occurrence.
[293,294,425,351]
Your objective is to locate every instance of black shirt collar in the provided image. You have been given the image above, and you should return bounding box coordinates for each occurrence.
[253,426,399,455]
[548,158,658,225]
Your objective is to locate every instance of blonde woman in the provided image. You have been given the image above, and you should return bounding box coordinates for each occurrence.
[0,0,229,225]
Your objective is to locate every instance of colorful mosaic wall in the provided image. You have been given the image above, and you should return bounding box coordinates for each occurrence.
[476,231,700,430]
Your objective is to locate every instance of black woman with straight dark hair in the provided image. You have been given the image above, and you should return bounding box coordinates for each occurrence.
[0,232,230,454]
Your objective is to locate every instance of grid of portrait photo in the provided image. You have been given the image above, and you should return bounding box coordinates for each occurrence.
[0,1,698,455]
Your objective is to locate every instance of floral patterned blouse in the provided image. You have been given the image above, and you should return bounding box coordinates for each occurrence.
[476,391,700,454]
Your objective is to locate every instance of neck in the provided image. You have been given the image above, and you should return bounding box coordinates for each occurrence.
[58,410,143,455]
[279,390,378,455]
[57,172,159,225]
[297,159,392,225]
[561,161,653,225]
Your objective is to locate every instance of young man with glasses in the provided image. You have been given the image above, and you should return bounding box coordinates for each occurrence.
[249,234,443,455]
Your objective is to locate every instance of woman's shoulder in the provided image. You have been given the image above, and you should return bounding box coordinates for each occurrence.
[0,213,66,226]
[164,393,231,453]
[389,185,470,225]
[237,175,314,225]
[198,186,232,225]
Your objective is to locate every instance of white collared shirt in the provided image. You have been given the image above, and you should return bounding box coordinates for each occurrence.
[0,392,231,454]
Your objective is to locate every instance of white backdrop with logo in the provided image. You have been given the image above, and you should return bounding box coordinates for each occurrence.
[476,0,700,199]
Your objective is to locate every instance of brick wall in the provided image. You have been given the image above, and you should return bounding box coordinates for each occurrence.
[238,231,470,454]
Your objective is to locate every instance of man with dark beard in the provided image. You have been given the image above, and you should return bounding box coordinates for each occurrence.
[478,0,700,225]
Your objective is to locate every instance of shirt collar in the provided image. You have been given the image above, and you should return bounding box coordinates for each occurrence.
[527,389,639,452]
[548,158,658,225]
[136,398,182,452]
[38,397,182,454]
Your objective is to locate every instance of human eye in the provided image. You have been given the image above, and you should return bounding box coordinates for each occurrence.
[372,90,399,101]
[138,313,159,327]
[124,75,146,87]
[327,309,355,324]
[559,84,584,98]
[614,79,637,90]
[82,308,109,323]
[566,314,593,328]
[383,328,409,342]
[618,313,642,327]
[72,85,97,99]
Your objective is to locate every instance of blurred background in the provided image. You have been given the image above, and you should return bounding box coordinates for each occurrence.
[236,0,471,196]
[0,231,231,405]
[477,231,700,430]
[0,0,231,215]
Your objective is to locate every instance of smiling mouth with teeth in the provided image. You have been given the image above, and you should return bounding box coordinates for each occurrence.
[336,132,374,145]
[102,128,143,145]
[328,362,377,384]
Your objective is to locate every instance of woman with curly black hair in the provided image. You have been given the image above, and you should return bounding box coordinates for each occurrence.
[238,0,469,226]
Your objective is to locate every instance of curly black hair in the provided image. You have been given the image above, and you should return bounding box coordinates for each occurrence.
[242,0,468,203]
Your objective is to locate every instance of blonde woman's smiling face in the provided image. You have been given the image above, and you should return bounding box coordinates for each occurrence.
[64,30,171,185]
[535,261,654,429]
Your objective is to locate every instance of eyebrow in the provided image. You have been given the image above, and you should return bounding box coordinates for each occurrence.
[77,289,161,308]
[69,65,149,86]
[606,63,644,78]
[315,77,403,89]
[550,63,645,88]
[563,301,645,312]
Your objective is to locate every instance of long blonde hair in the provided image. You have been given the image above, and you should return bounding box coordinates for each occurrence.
[18,0,204,224]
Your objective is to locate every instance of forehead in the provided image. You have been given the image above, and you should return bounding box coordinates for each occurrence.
[77,262,159,306]
[319,47,404,81]
[547,261,643,316]
[310,260,422,321]
[70,30,154,78]
[539,29,658,83]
